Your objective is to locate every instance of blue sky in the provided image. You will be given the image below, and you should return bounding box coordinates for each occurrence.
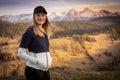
[0,0,120,15]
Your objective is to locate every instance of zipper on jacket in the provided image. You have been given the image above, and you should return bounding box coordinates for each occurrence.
[46,52,48,70]
[44,36,49,71]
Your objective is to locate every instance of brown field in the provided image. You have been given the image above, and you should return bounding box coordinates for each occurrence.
[0,33,120,80]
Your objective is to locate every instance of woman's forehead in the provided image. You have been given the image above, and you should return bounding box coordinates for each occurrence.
[35,12,46,15]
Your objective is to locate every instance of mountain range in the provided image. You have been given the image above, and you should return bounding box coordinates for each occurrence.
[0,8,120,23]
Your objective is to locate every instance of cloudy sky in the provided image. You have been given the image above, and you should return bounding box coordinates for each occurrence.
[0,0,120,15]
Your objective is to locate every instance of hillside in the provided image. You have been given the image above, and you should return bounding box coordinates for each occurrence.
[91,16,120,24]
[0,17,120,80]
[0,16,120,38]
[0,20,32,38]
[52,16,120,37]
[0,33,120,80]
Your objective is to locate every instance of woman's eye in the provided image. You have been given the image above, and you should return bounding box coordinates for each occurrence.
[36,14,45,17]
[37,14,41,16]
[41,14,44,16]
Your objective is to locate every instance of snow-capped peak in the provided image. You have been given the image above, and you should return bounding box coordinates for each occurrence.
[81,8,94,13]
[0,8,120,22]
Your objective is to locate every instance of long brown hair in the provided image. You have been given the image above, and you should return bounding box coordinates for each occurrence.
[33,13,51,38]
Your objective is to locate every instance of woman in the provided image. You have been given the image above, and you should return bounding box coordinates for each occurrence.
[18,6,52,80]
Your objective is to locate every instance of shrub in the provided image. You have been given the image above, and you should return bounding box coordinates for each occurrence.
[108,26,120,40]
[0,42,8,46]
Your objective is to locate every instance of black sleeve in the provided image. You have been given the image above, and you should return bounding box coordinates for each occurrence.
[19,28,33,48]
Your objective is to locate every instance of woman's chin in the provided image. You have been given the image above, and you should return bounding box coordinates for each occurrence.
[37,23,44,25]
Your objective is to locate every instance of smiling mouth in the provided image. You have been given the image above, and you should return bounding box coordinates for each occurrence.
[37,19,43,21]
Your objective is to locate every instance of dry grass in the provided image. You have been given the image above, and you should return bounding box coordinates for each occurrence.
[0,33,120,79]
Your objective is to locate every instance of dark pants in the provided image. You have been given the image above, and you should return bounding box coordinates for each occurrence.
[25,66,50,80]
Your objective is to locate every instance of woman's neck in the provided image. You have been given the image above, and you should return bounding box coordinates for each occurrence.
[37,25,46,34]
[38,24,42,28]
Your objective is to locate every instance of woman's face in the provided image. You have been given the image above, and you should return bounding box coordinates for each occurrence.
[34,12,46,25]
